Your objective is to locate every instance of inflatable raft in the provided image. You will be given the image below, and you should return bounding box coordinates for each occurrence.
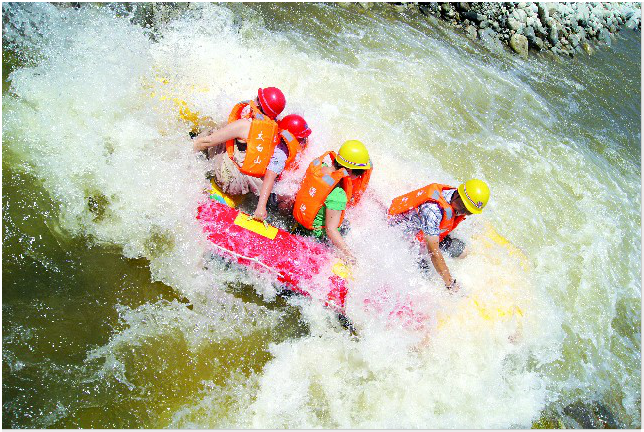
[199,180,352,313]
[150,77,529,331]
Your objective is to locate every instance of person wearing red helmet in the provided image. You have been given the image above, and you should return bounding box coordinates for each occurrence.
[255,113,312,219]
[192,88,311,222]
[257,87,286,119]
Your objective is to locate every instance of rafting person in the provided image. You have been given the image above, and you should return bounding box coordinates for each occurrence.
[193,87,308,222]
[292,140,372,265]
[387,179,490,293]
[258,113,312,220]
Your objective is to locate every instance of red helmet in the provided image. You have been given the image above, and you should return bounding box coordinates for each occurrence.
[278,114,311,139]
[257,87,286,119]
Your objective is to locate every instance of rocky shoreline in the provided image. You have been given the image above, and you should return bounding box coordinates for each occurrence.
[51,2,641,59]
[406,2,641,58]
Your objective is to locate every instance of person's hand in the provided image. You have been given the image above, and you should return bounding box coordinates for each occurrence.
[253,206,267,222]
[446,279,461,293]
[193,139,208,152]
[343,253,357,267]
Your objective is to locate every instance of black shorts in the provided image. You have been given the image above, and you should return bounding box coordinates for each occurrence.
[439,235,466,258]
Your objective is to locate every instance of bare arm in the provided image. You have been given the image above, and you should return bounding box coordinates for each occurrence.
[326,208,356,265]
[425,234,459,292]
[193,119,250,151]
[253,169,278,221]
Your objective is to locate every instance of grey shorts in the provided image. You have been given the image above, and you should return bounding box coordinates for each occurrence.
[439,235,466,258]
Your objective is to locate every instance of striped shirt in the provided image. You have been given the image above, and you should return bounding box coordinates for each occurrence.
[394,188,456,238]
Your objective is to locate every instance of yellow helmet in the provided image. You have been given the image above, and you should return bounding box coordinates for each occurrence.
[457,179,490,214]
[336,140,371,170]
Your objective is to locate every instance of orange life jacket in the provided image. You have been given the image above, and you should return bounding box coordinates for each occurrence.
[225,100,280,178]
[279,129,303,173]
[293,151,352,230]
[348,165,372,207]
[388,183,466,242]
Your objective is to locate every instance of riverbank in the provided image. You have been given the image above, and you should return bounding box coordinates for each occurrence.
[50,2,643,59]
[400,2,641,58]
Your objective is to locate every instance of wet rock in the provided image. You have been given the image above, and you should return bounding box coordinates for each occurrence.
[538,4,549,22]
[508,17,523,31]
[599,28,612,45]
[478,27,497,42]
[548,26,559,45]
[510,33,529,57]
[465,25,478,39]
[463,10,484,23]
[457,2,471,12]
[523,25,536,41]
[409,1,641,58]
[530,36,545,50]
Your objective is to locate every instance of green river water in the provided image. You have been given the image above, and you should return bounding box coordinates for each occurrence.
[2,2,641,428]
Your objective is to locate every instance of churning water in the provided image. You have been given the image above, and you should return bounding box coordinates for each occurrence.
[2,3,640,428]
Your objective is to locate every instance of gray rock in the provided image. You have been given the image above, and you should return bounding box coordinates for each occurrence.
[510,33,529,57]
[463,11,484,22]
[508,17,523,31]
[538,4,549,22]
[465,25,478,39]
[480,20,490,28]
[599,28,612,46]
[418,3,439,16]
[441,3,455,18]
[626,17,639,29]
[548,26,559,45]
[526,15,538,28]
[569,33,580,47]
[524,25,536,41]
[560,26,570,38]
[478,27,498,41]
[577,27,586,40]
[530,36,545,50]
[492,21,500,31]
[544,16,556,30]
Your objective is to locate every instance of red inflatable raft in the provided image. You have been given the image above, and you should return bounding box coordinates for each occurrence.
[197,196,350,313]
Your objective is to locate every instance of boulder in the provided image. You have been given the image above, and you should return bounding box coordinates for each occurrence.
[626,17,639,29]
[510,33,529,57]
[523,25,536,41]
[599,28,612,46]
[465,25,478,39]
[548,26,559,45]
[530,36,545,50]
[478,27,498,42]
[463,11,485,22]
[538,4,549,22]
[508,17,523,31]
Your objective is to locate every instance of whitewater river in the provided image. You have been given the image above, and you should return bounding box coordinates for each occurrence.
[2,3,640,428]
